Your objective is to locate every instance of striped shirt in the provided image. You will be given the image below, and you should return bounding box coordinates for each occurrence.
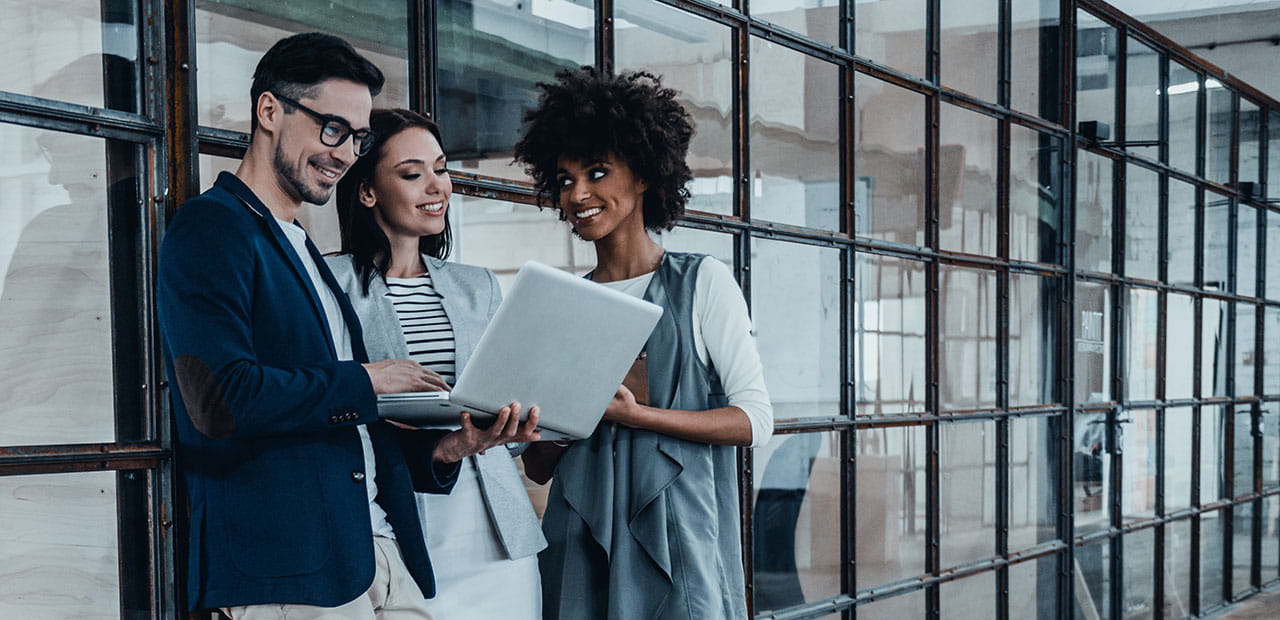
[386,274,457,383]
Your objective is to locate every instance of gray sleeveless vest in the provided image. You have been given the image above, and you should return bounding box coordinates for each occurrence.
[540,252,747,619]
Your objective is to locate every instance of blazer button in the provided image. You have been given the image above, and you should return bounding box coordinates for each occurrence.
[329,415,341,424]
[351,471,366,482]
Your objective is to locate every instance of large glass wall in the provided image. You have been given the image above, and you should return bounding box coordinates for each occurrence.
[0,1,1277,619]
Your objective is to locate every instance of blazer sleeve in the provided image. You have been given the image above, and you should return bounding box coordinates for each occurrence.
[158,202,377,439]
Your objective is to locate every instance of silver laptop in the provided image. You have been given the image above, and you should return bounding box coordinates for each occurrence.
[377,260,663,441]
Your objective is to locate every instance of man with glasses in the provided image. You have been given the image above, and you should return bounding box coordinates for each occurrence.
[158,33,464,618]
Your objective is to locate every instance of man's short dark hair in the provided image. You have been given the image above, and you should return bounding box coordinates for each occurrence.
[249,32,385,134]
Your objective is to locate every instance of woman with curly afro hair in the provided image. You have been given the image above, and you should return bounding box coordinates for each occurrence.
[516,67,773,619]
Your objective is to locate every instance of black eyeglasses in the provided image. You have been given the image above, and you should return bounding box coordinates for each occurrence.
[272,93,376,156]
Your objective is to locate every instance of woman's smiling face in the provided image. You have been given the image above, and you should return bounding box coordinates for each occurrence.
[361,126,452,242]
[555,152,648,242]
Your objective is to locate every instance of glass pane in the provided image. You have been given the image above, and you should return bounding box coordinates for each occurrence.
[1010,274,1060,407]
[1202,298,1229,398]
[1239,99,1262,186]
[1263,403,1279,490]
[1271,110,1280,202]
[1126,288,1158,401]
[753,430,842,613]
[859,589,925,619]
[616,0,732,216]
[748,0,839,47]
[1202,406,1227,504]
[1203,192,1231,292]
[195,1,410,134]
[1077,149,1115,274]
[437,0,592,180]
[751,239,841,420]
[1234,406,1254,497]
[1238,205,1258,299]
[855,0,925,79]
[1124,165,1160,281]
[856,74,926,246]
[1237,304,1257,397]
[1270,213,1280,301]
[1267,308,1280,394]
[1206,86,1233,185]
[1164,519,1193,619]
[855,425,927,588]
[1010,0,1061,122]
[451,195,595,290]
[1075,411,1111,536]
[856,254,927,415]
[1122,528,1155,619]
[1165,407,1194,512]
[941,570,995,619]
[1121,410,1157,522]
[1233,502,1253,595]
[1166,294,1195,401]
[1076,281,1113,404]
[1076,14,1118,137]
[1123,38,1159,156]
[0,0,139,112]
[1009,554,1060,620]
[1075,538,1113,620]
[656,227,735,265]
[940,0,997,102]
[938,104,998,256]
[940,420,996,567]
[749,38,840,230]
[1009,126,1063,264]
[0,126,140,446]
[1261,495,1279,584]
[1201,509,1226,608]
[940,266,996,410]
[1166,178,1196,287]
[1011,415,1061,550]
[1167,63,1198,174]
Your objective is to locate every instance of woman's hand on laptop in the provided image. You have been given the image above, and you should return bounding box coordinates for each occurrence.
[433,403,542,463]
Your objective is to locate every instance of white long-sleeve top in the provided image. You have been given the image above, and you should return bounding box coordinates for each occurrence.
[597,255,774,448]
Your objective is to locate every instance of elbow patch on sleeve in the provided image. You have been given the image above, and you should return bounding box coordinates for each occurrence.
[175,354,236,438]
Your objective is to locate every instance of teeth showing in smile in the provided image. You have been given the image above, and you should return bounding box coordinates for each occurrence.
[417,202,444,213]
[576,207,602,219]
[313,164,340,180]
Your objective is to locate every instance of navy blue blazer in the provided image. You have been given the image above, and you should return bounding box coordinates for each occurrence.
[157,172,459,610]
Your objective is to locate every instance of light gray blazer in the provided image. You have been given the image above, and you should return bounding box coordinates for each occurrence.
[327,253,547,560]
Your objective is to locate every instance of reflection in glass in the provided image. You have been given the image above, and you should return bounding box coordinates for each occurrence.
[0,126,136,447]
[1261,496,1279,584]
[940,266,996,410]
[1122,528,1155,618]
[1203,192,1231,292]
[195,1,409,133]
[940,570,995,619]
[1239,99,1261,185]
[1076,14,1118,137]
[1010,415,1060,550]
[616,0,732,215]
[1234,407,1254,498]
[1166,295,1195,401]
[1238,205,1258,299]
[855,425,927,589]
[438,0,591,180]
[858,589,925,619]
[0,1,139,112]
[1010,274,1059,406]
[1165,407,1193,512]
[1124,38,1160,156]
[752,431,842,613]
[1236,304,1257,397]
[1076,149,1115,274]
[855,74,926,245]
[657,227,735,267]
[1206,86,1233,185]
[1124,165,1160,281]
[1166,178,1196,287]
[940,421,996,567]
[1270,216,1280,301]
[749,38,840,230]
[1121,410,1157,522]
[1010,0,1061,122]
[1167,63,1198,174]
[1075,539,1113,620]
[1009,126,1063,264]
[1266,309,1280,394]
[1202,509,1226,608]
[856,255,926,415]
[1202,406,1226,504]
[1165,519,1193,619]
[938,104,998,256]
[1263,403,1279,490]
[1075,411,1111,536]
[940,0,997,102]
[1202,298,1229,399]
[748,0,839,46]
[751,239,841,419]
[1126,288,1158,402]
[1076,281,1113,404]
[855,0,925,79]
[1233,502,1254,595]
[1271,111,1280,202]
[1009,554,1059,620]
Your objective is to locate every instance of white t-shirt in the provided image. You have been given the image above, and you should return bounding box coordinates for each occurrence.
[597,255,774,448]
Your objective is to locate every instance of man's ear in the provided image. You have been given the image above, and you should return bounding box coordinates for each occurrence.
[359,181,377,208]
[256,92,282,135]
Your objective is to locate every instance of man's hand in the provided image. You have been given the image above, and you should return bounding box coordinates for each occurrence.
[362,360,450,394]
[433,403,542,463]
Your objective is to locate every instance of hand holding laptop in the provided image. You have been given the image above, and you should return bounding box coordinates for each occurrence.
[430,404,542,463]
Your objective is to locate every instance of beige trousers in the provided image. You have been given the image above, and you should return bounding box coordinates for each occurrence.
[222,536,434,620]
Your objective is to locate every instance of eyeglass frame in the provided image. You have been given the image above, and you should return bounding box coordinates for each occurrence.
[271,92,377,156]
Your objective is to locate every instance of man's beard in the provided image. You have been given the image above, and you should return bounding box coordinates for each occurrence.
[273,143,339,205]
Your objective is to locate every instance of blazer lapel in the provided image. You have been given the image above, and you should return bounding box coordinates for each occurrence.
[307,237,369,363]
[424,256,472,374]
